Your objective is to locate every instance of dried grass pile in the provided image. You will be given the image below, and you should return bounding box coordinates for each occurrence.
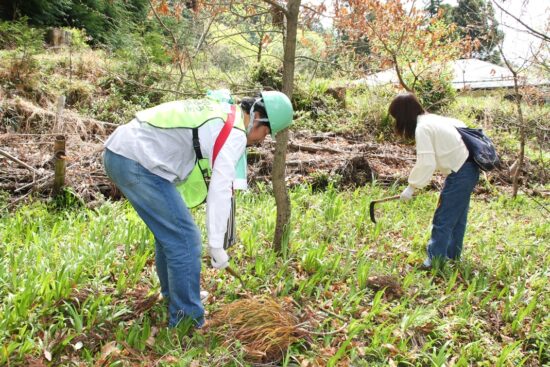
[366,274,404,300]
[207,296,304,364]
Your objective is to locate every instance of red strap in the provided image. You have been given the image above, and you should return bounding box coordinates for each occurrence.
[212,104,236,167]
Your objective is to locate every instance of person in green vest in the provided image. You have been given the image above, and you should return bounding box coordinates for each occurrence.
[103,91,293,328]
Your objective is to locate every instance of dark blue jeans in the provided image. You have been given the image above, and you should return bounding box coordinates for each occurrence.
[427,161,480,261]
[103,149,204,327]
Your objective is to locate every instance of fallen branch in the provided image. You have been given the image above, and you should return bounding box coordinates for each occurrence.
[286,159,320,166]
[368,154,415,162]
[288,142,349,154]
[0,191,32,212]
[15,162,78,193]
[0,148,42,175]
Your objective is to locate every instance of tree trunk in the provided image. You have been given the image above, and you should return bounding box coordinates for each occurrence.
[511,74,525,198]
[257,31,263,62]
[497,42,527,198]
[272,0,300,253]
[392,55,412,92]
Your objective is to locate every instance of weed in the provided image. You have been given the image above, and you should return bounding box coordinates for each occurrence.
[0,187,548,365]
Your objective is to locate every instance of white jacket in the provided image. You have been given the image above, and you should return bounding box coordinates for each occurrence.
[408,114,469,189]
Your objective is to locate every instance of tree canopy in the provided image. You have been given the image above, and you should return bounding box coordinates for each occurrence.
[450,0,504,63]
[1,0,149,44]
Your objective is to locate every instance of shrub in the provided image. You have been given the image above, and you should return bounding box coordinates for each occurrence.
[250,60,283,90]
[347,84,397,139]
[65,0,148,47]
[100,52,164,108]
[4,0,71,26]
[86,93,142,124]
[293,79,331,112]
[63,27,90,50]
[446,93,550,169]
[0,18,44,94]
[65,80,95,107]
[0,18,44,56]
[142,31,171,65]
[291,79,349,133]
[406,69,456,112]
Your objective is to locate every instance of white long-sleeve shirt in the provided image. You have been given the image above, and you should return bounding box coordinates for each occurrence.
[408,114,469,189]
[104,118,246,249]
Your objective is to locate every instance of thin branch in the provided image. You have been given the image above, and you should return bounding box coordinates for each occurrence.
[0,191,32,212]
[288,142,348,154]
[148,0,190,93]
[14,159,84,193]
[194,13,217,56]
[393,54,412,92]
[0,148,41,175]
[228,6,272,20]
[207,29,283,44]
[14,168,59,193]
[491,0,550,42]
[300,3,326,17]
[527,194,550,215]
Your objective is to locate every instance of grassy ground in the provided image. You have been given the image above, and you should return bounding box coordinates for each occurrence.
[0,183,548,366]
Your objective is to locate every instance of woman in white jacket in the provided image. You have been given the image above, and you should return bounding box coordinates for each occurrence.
[388,93,480,268]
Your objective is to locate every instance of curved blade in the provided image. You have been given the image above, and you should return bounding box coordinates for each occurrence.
[369,201,377,223]
[369,195,400,223]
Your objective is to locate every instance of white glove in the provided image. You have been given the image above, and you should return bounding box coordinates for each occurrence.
[208,247,229,269]
[400,186,415,201]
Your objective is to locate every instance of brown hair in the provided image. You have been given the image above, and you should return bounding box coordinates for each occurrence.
[388,93,426,140]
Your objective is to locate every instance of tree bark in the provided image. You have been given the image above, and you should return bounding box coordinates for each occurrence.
[511,74,525,198]
[392,55,412,92]
[271,0,300,253]
[498,43,527,198]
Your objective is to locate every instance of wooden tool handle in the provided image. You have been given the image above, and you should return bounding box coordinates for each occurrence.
[373,194,400,204]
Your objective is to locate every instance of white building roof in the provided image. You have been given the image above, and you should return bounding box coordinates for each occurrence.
[355,59,549,90]
[452,59,516,89]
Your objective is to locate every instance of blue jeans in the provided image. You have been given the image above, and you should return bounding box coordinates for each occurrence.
[103,149,204,327]
[427,161,480,261]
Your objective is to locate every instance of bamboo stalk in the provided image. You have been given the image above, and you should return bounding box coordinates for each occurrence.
[53,135,66,196]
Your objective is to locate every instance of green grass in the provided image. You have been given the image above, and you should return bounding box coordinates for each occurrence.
[0,185,549,366]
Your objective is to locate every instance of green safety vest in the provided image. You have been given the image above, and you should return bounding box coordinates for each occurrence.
[135,99,247,208]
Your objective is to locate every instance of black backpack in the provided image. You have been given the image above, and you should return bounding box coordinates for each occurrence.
[456,127,501,171]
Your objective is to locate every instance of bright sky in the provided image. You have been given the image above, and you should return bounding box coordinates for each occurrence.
[445,0,549,63]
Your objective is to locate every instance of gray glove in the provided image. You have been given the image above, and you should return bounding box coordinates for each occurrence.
[208,247,229,269]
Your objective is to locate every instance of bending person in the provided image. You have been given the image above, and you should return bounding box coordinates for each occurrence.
[103,91,293,327]
[388,93,479,268]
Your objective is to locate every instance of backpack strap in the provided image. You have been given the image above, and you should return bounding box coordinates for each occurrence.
[192,127,203,160]
[191,104,237,166]
[212,104,237,167]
